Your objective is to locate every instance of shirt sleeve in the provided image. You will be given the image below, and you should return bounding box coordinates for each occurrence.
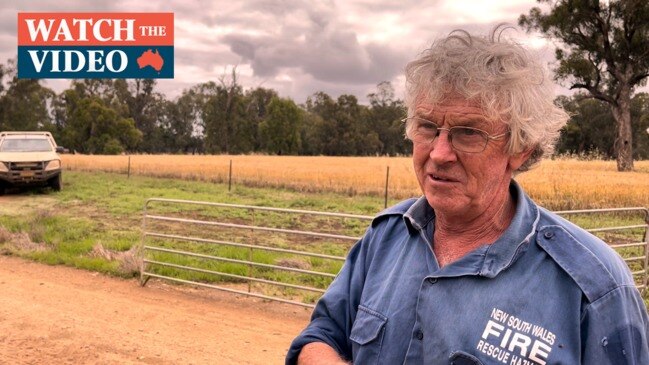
[581,285,649,364]
[285,231,372,365]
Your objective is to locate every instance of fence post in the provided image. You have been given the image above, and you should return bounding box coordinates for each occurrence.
[384,166,390,209]
[228,159,233,192]
[127,155,131,179]
[643,208,649,294]
[248,208,255,293]
[139,199,149,287]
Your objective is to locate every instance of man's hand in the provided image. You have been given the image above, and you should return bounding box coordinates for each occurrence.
[297,342,351,365]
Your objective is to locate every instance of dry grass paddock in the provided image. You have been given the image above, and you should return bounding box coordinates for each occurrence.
[61,154,649,210]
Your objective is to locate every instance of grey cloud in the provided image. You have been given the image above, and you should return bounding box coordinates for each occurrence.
[1,0,558,104]
[175,46,241,72]
[0,13,17,65]
[195,0,334,32]
[287,72,382,105]
[228,38,257,60]
[246,0,310,16]
[221,7,409,85]
[4,0,120,12]
[305,2,336,29]
[350,0,438,13]
[203,13,271,31]
[0,12,15,38]
[299,30,374,83]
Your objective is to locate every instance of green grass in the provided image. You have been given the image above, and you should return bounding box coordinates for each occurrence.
[0,171,379,301]
[0,170,647,306]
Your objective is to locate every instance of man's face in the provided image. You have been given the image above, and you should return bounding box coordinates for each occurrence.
[411,98,527,220]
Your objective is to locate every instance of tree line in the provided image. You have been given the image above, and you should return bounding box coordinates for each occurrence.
[0,59,647,159]
[0,62,410,156]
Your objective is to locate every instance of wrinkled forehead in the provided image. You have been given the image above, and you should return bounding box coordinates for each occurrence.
[413,97,494,127]
[413,93,483,114]
[409,92,508,130]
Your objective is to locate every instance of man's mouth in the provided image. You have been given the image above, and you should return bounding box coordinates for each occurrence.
[430,173,457,182]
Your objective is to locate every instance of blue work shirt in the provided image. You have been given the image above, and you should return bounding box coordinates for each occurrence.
[286,181,649,364]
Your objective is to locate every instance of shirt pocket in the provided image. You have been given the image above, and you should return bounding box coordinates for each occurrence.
[449,351,485,365]
[350,305,388,363]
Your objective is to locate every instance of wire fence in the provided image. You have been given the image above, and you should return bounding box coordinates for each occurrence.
[61,155,649,212]
[140,199,649,308]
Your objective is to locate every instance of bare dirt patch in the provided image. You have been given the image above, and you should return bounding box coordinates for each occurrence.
[0,255,311,364]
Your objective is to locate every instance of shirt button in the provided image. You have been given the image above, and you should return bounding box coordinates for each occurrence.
[427,278,437,284]
[543,231,555,239]
[415,330,423,340]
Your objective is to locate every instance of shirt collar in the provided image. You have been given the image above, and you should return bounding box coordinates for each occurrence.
[403,180,540,277]
[479,181,540,277]
[403,195,435,232]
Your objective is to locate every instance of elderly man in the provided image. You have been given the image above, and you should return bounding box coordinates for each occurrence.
[286,28,649,364]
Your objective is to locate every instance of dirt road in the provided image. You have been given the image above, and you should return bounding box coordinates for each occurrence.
[0,255,312,364]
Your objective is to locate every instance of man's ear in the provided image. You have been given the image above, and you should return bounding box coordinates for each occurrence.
[508,148,534,171]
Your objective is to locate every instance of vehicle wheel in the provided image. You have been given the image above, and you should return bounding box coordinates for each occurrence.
[50,174,62,192]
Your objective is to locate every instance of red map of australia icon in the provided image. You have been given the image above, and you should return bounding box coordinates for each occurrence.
[137,49,164,72]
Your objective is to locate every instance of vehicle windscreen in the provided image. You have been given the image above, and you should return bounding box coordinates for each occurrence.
[0,138,53,152]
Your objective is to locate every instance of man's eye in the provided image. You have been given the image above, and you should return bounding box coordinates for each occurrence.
[456,127,480,136]
[417,123,438,132]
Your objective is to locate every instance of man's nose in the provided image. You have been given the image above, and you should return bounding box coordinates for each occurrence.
[429,129,457,163]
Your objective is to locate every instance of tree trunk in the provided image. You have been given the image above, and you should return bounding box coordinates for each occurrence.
[611,87,634,171]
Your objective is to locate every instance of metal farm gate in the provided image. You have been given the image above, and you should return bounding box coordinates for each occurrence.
[140,199,649,308]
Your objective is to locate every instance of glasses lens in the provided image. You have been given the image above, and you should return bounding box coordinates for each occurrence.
[449,127,488,152]
[410,118,439,143]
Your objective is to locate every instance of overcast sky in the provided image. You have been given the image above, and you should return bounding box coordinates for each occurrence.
[4,0,556,104]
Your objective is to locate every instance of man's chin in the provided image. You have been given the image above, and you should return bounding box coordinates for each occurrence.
[425,194,466,215]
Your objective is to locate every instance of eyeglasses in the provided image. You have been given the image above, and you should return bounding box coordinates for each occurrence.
[403,117,509,153]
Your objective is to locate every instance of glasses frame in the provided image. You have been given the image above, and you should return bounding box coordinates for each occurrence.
[402,116,509,153]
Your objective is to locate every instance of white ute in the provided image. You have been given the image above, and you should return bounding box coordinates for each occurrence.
[0,131,63,195]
